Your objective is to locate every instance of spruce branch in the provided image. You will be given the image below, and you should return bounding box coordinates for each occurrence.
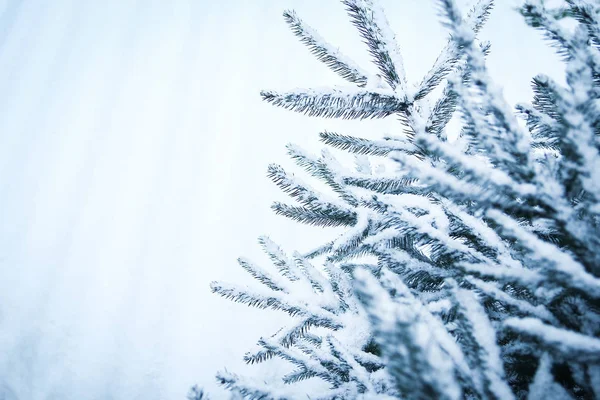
[319,131,415,156]
[271,203,357,227]
[260,88,408,119]
[237,257,287,292]
[342,175,421,195]
[342,0,408,95]
[452,288,515,400]
[283,9,370,87]
[259,235,303,281]
[504,317,600,363]
[414,0,494,101]
[267,163,354,215]
[354,269,467,400]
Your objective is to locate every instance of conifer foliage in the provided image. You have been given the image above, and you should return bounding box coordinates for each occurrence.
[207,0,600,398]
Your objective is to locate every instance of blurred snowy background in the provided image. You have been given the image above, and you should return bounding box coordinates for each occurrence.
[0,0,563,399]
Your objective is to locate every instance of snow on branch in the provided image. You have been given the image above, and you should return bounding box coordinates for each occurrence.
[440,0,533,177]
[354,268,468,400]
[466,277,558,324]
[319,131,415,156]
[488,209,600,298]
[267,163,354,213]
[504,317,600,363]
[210,281,339,326]
[527,353,574,400]
[259,235,304,281]
[453,288,514,400]
[237,257,288,293]
[271,203,357,227]
[243,318,321,364]
[415,0,493,101]
[567,0,600,47]
[216,371,291,400]
[284,144,359,207]
[283,9,371,87]
[415,130,536,198]
[260,87,407,119]
[342,174,422,195]
[342,0,408,96]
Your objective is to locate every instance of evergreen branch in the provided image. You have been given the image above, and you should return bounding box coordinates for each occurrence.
[326,241,379,263]
[379,248,451,290]
[318,148,362,206]
[285,145,360,207]
[293,253,327,294]
[343,175,422,195]
[210,282,341,327]
[244,318,331,364]
[186,386,210,400]
[339,262,379,276]
[267,164,354,215]
[237,257,287,292]
[282,369,317,384]
[329,211,372,261]
[271,202,357,227]
[243,348,274,365]
[375,198,500,270]
[415,133,536,199]
[304,241,335,259]
[286,144,323,176]
[301,333,325,347]
[319,131,415,156]
[324,265,353,312]
[516,102,561,150]
[460,262,544,289]
[425,43,491,138]
[440,199,522,270]
[453,288,515,400]
[487,210,600,298]
[441,0,534,179]
[467,277,558,324]
[258,235,303,281]
[342,0,407,94]
[504,317,600,363]
[466,0,495,33]
[415,0,493,101]
[283,10,370,86]
[521,1,573,60]
[425,79,460,137]
[530,75,562,122]
[214,1,600,397]
[565,0,600,47]
[267,163,322,208]
[551,37,600,208]
[216,371,288,399]
[527,353,574,399]
[326,336,378,393]
[355,269,467,400]
[352,349,385,371]
[389,150,537,221]
[261,88,407,119]
[258,338,339,386]
[210,282,304,316]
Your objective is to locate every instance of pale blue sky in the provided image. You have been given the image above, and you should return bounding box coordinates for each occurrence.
[0,0,563,399]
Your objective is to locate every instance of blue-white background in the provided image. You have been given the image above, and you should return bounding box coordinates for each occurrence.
[0,0,562,398]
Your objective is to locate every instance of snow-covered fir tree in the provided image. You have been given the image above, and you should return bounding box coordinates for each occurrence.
[205,0,600,398]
